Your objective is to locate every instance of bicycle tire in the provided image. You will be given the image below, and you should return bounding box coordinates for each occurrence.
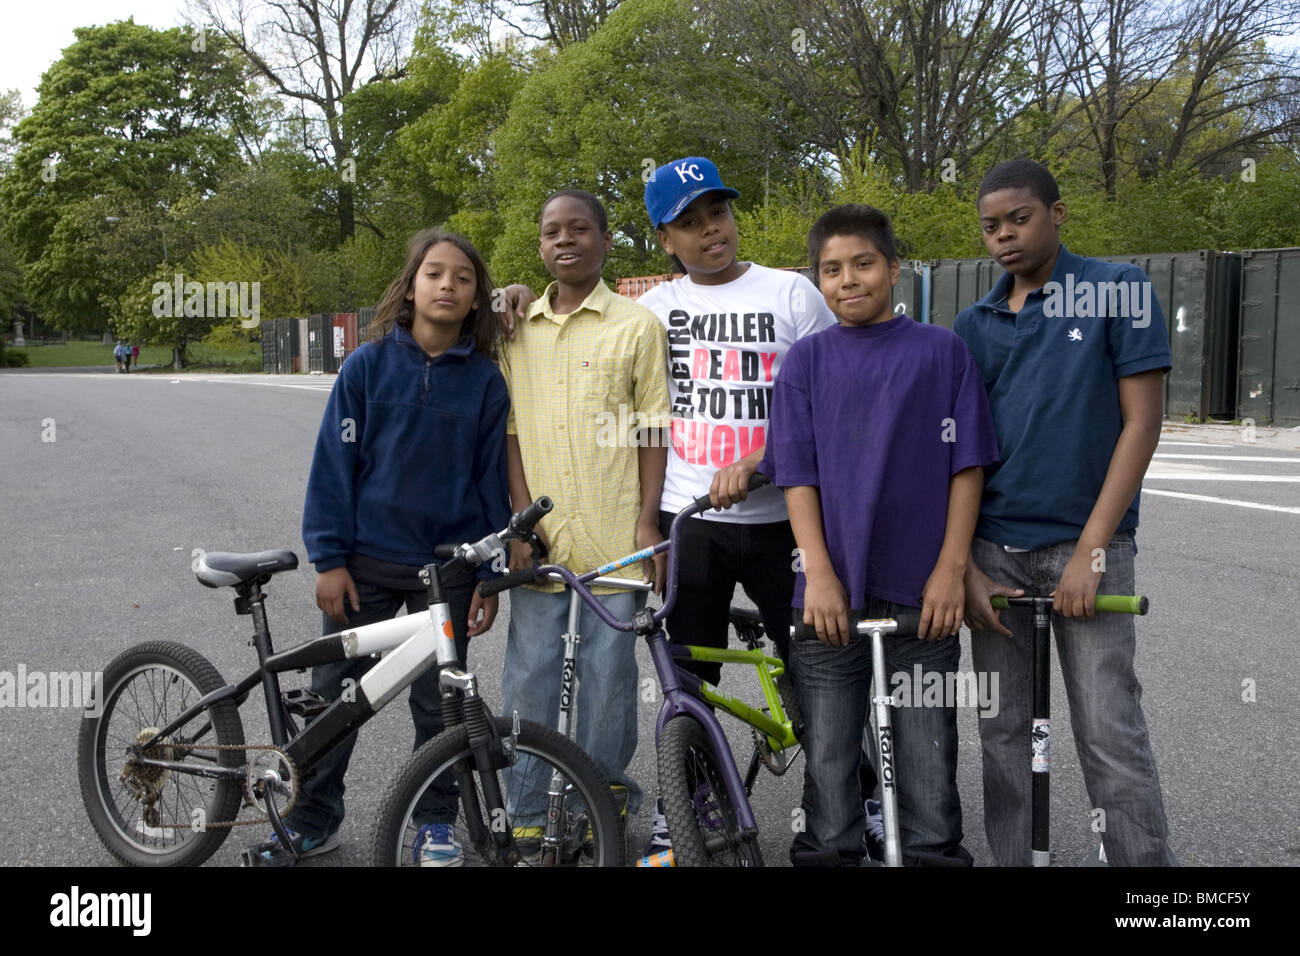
[77,641,245,866]
[370,716,626,867]
[658,716,763,867]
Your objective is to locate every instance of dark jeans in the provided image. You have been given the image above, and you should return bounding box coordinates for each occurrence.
[656,510,797,685]
[790,596,970,867]
[285,559,473,840]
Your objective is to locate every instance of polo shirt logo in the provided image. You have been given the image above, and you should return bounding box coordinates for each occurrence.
[1042,273,1153,328]
[1068,328,1083,342]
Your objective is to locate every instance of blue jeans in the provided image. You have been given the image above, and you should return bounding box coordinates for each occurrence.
[790,597,968,866]
[501,586,644,823]
[969,534,1176,866]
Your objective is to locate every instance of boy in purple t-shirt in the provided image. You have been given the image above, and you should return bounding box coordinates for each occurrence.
[761,204,1000,866]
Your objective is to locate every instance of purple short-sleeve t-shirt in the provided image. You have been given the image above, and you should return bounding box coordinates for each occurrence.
[760,315,1000,609]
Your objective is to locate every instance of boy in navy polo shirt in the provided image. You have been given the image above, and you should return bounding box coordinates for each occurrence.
[955,160,1176,866]
[763,204,999,866]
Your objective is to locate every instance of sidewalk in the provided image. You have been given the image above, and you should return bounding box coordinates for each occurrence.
[1160,420,1300,451]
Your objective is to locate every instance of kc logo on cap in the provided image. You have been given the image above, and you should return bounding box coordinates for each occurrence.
[644,156,740,228]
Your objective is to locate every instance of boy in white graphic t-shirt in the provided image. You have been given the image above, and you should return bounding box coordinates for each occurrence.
[637,157,835,856]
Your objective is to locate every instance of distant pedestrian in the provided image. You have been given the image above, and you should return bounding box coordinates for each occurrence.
[113,341,126,373]
[131,344,139,368]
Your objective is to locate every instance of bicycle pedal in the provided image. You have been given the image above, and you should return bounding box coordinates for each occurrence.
[282,688,330,721]
[239,840,299,868]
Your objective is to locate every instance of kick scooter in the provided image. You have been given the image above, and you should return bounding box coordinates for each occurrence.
[793,593,1147,867]
[990,593,1148,866]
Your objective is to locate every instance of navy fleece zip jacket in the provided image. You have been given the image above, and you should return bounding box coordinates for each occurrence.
[302,324,511,580]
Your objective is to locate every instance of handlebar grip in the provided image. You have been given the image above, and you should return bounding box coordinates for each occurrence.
[691,471,772,513]
[477,566,542,598]
[1095,594,1148,614]
[990,594,1149,614]
[434,544,458,559]
[789,607,927,641]
[510,496,553,536]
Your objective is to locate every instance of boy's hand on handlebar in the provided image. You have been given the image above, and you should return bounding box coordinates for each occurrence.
[467,590,497,637]
[316,567,360,625]
[636,520,666,596]
[1052,547,1102,618]
[962,561,1023,637]
[710,459,758,510]
[507,538,534,574]
[920,562,964,640]
[804,569,851,646]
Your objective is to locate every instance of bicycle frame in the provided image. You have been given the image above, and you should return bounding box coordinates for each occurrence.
[134,565,466,787]
[526,497,781,841]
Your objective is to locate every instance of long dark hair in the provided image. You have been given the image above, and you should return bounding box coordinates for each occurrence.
[367,228,499,356]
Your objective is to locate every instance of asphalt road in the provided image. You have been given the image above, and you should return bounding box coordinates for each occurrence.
[1,370,1296,867]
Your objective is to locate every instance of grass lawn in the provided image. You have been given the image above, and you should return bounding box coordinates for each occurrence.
[10,340,262,371]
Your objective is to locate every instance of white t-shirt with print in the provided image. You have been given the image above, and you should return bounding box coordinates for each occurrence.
[638,263,837,523]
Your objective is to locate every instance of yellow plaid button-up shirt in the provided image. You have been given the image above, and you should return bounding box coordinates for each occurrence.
[499,280,670,593]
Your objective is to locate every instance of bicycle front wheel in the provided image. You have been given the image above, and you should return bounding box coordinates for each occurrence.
[658,716,763,867]
[370,717,626,867]
[77,641,246,866]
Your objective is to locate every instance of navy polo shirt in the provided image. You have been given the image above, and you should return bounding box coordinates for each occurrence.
[953,245,1172,549]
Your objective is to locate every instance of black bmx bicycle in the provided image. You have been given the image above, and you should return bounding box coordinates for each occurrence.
[77,497,625,867]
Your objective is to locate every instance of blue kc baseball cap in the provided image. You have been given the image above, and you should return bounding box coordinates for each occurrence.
[645,157,740,228]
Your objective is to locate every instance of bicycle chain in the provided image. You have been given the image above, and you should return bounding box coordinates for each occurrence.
[120,739,298,830]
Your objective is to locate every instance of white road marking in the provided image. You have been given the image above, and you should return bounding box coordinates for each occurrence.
[1152,454,1300,463]
[1144,489,1300,514]
[1143,474,1300,482]
[1157,441,1233,448]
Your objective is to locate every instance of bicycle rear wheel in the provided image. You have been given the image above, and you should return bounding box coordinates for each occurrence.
[658,716,763,866]
[77,641,245,866]
[370,717,625,867]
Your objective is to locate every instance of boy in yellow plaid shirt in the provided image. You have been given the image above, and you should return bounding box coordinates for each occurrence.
[497,189,670,829]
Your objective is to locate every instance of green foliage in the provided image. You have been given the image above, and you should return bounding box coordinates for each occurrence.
[0,20,247,332]
[488,0,804,289]
[0,235,25,320]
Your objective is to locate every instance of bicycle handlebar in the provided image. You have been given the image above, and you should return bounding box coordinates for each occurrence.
[991,594,1149,615]
[691,471,770,512]
[510,496,553,537]
[477,565,543,598]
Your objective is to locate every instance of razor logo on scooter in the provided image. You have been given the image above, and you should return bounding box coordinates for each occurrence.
[878,726,895,791]
[560,658,575,711]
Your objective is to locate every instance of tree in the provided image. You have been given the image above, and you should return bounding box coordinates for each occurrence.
[0,21,249,333]
[706,0,1043,191]
[496,0,621,46]
[489,0,806,288]
[1048,0,1300,196]
[193,0,422,240]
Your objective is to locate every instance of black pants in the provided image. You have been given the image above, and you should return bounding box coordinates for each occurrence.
[657,510,797,686]
[285,558,474,839]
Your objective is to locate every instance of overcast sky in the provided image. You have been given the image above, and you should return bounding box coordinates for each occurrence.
[2,1,190,107]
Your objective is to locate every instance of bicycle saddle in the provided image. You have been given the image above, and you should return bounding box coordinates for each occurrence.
[196,550,299,588]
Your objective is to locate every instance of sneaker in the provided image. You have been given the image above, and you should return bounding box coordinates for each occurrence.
[863,799,884,862]
[414,823,464,867]
[642,796,672,856]
[259,826,340,863]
